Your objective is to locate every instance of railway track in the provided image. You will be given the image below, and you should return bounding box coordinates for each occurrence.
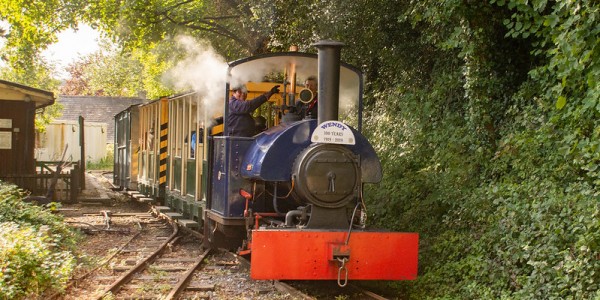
[56,200,298,299]
[97,230,211,299]
[58,211,180,299]
[56,184,393,299]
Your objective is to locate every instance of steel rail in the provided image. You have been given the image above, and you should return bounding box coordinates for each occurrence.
[48,229,143,300]
[349,284,390,300]
[164,248,211,299]
[273,281,317,300]
[96,220,179,299]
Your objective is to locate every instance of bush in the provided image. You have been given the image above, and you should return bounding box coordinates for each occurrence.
[0,181,79,299]
[87,144,114,171]
[361,0,599,298]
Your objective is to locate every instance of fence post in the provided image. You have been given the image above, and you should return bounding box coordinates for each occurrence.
[79,116,86,189]
[71,164,80,203]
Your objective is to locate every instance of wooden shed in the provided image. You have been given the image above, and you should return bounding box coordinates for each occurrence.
[0,79,55,176]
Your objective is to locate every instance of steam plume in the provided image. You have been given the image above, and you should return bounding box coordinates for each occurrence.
[163,36,228,118]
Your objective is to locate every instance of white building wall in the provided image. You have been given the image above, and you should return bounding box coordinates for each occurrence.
[35,120,108,163]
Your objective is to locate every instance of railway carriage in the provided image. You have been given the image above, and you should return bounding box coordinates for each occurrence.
[162,85,285,226]
[114,105,140,190]
[136,97,169,199]
[163,92,206,225]
[114,40,418,286]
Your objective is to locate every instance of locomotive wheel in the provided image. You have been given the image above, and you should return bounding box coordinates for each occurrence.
[202,218,218,249]
[202,218,230,250]
[202,217,246,251]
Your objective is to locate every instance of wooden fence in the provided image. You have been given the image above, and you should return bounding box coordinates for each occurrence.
[0,162,81,203]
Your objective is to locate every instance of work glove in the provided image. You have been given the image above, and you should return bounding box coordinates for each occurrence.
[270,85,280,94]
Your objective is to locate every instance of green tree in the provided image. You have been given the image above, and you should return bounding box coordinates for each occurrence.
[60,43,158,98]
[1,0,282,97]
[0,0,86,77]
[83,0,270,57]
[0,57,63,132]
[1,0,276,66]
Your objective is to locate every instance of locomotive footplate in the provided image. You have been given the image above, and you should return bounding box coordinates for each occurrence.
[250,229,418,281]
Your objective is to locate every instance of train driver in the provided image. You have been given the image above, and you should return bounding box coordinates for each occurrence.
[228,84,280,137]
[297,76,318,119]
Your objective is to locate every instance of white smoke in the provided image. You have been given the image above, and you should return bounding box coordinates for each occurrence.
[163,36,228,119]
[162,36,364,127]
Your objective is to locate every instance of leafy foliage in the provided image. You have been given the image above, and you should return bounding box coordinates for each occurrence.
[0,181,79,299]
[0,59,63,133]
[1,0,278,98]
[357,0,599,298]
[82,0,264,57]
[60,44,142,97]
[0,0,85,78]
[87,144,114,171]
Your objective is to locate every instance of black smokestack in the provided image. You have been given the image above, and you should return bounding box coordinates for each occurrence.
[313,40,344,124]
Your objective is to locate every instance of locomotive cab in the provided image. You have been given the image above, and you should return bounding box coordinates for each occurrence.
[203,41,418,285]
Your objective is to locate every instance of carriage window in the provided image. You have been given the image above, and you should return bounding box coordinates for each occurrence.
[175,100,182,157]
[189,101,196,159]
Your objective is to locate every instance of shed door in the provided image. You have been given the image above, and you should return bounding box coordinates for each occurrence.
[0,100,35,175]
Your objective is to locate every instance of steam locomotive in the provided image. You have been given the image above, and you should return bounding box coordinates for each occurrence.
[114,40,418,286]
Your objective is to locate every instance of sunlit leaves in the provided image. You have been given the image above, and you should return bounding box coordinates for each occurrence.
[556,95,567,109]
[0,182,79,298]
[82,0,264,58]
[0,0,86,72]
[60,41,175,99]
[388,0,600,298]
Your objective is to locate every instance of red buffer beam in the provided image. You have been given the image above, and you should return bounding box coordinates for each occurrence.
[250,230,418,280]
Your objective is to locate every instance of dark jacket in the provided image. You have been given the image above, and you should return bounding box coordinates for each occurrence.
[306,96,318,118]
[227,94,269,137]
